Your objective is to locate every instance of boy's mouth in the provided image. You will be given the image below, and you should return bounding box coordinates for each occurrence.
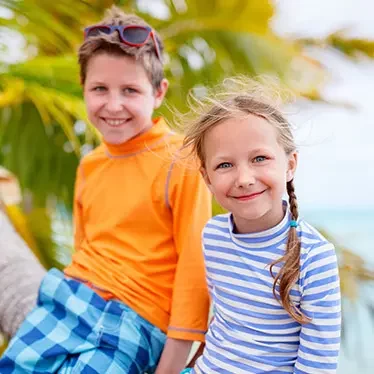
[102,118,130,127]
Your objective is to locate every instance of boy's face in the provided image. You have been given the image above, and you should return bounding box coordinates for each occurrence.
[84,53,168,145]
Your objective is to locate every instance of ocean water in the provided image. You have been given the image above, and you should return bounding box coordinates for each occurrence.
[302,208,374,373]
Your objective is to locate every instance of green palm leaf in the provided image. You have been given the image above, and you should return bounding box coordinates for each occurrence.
[299,32,374,59]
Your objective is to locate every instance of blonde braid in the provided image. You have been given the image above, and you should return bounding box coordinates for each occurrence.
[270,180,310,323]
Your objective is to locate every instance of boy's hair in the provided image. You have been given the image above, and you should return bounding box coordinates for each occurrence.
[78,6,164,89]
[183,76,309,324]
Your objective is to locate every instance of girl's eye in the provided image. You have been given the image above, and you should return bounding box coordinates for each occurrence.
[253,156,267,163]
[217,162,232,169]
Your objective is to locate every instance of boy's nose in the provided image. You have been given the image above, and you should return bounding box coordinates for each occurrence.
[105,95,124,113]
[235,166,256,188]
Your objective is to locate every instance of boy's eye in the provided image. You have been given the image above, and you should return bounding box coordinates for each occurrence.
[93,86,106,92]
[216,162,232,169]
[253,156,267,163]
[123,87,137,94]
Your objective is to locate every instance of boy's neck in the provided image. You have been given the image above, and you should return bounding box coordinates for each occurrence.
[103,117,168,156]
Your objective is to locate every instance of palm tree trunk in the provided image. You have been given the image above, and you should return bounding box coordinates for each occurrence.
[0,209,46,338]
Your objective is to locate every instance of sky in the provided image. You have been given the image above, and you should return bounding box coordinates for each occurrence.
[1,0,373,209]
[273,0,374,209]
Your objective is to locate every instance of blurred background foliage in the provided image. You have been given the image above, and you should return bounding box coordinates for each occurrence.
[0,0,374,354]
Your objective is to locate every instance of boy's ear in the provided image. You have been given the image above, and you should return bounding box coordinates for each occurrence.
[287,151,298,182]
[200,167,213,193]
[153,78,169,109]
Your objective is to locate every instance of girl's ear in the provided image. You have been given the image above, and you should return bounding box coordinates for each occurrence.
[200,167,213,193]
[287,151,298,182]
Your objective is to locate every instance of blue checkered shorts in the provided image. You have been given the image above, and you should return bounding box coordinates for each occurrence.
[0,268,166,373]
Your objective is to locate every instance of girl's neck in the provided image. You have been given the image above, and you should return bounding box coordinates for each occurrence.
[232,200,286,234]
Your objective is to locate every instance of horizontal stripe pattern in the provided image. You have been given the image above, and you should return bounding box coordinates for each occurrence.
[194,209,341,373]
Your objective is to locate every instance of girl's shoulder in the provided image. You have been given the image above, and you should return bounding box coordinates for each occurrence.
[297,218,337,271]
[204,213,231,229]
[202,213,231,237]
[297,219,333,248]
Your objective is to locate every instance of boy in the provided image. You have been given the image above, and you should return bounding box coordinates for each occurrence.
[0,6,211,374]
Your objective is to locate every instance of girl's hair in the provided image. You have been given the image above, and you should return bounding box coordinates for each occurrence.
[78,6,164,89]
[183,76,309,324]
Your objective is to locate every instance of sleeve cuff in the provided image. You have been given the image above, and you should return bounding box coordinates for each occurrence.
[167,326,206,342]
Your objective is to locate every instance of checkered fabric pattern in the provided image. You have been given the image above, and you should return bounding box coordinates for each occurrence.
[0,268,166,373]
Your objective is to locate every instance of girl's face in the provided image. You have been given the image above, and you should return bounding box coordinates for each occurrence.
[201,114,297,234]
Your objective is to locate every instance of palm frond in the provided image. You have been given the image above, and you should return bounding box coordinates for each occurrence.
[159,0,273,39]
[299,32,374,59]
[0,0,114,54]
[5,55,83,97]
[0,102,81,208]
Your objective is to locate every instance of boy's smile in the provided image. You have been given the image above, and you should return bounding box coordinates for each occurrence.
[103,118,131,128]
[84,53,167,145]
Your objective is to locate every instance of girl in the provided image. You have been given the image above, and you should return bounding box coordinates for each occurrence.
[182,78,341,374]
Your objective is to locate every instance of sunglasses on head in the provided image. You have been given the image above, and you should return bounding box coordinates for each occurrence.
[84,24,162,61]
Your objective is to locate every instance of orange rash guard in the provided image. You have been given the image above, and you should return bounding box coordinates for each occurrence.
[64,118,211,342]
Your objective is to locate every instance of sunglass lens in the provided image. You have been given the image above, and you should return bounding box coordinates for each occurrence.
[122,27,150,44]
[86,26,111,37]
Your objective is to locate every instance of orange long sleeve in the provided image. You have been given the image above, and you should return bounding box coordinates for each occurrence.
[73,166,85,251]
[167,156,211,341]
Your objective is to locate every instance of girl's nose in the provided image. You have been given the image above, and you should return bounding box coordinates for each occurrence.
[235,166,255,188]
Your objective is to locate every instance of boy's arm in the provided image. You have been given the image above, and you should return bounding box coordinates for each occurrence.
[155,338,192,374]
[167,159,211,341]
[294,242,341,374]
[156,158,211,372]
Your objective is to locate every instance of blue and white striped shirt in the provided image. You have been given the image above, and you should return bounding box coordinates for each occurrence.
[193,209,341,374]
